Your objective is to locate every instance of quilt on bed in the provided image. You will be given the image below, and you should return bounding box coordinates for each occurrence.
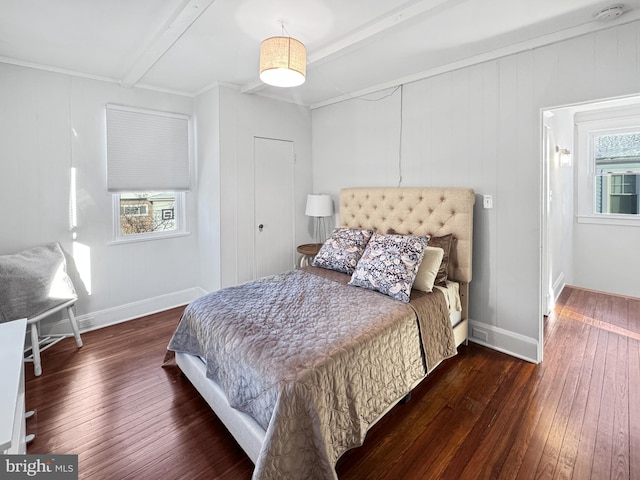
[167,266,456,480]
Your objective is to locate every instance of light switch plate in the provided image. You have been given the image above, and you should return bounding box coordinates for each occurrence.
[483,194,493,209]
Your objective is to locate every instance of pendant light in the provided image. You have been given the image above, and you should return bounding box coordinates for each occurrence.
[259,25,306,88]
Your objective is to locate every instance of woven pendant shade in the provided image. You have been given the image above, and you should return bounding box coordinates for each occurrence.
[259,36,306,87]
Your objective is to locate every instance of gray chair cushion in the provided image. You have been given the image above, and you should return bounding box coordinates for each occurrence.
[0,243,77,323]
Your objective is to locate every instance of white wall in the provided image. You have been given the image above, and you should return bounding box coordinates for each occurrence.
[0,65,311,332]
[195,86,313,290]
[194,87,222,293]
[574,222,640,297]
[0,63,201,330]
[311,20,640,362]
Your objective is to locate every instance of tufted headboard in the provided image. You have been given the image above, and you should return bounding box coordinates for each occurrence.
[339,187,475,283]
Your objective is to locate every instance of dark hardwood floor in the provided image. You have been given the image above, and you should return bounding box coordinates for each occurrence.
[25,286,639,479]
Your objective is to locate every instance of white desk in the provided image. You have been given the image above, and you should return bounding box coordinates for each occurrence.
[0,318,27,454]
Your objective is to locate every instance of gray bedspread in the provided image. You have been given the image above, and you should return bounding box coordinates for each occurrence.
[168,266,456,480]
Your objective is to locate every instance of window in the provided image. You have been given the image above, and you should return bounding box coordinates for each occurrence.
[113,191,185,241]
[106,104,190,242]
[594,132,640,215]
[576,106,640,225]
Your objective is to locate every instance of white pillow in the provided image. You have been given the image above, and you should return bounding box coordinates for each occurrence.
[412,246,444,292]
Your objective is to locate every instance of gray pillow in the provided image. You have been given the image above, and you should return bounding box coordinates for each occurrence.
[428,234,454,286]
[0,242,77,323]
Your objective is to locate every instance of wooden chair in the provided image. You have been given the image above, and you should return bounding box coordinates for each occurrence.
[24,299,83,376]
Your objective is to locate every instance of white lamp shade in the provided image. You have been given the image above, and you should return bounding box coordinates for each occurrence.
[259,36,306,88]
[305,194,333,217]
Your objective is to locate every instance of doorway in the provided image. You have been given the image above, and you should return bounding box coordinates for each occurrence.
[540,95,640,357]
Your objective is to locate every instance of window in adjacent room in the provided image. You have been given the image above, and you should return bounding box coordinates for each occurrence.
[106,104,190,242]
[575,105,640,225]
[594,132,640,215]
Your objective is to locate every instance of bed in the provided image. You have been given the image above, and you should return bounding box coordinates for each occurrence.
[168,187,475,479]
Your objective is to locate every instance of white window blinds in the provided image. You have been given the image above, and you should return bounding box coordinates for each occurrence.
[106,104,190,192]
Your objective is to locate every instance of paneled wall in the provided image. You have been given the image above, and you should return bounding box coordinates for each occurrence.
[194,86,313,291]
[312,21,640,362]
[0,63,200,329]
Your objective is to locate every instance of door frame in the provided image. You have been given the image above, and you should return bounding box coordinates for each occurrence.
[539,116,548,363]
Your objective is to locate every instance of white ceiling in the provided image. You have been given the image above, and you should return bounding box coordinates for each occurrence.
[1,0,639,108]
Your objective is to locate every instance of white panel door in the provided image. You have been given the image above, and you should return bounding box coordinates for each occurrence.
[254,137,295,278]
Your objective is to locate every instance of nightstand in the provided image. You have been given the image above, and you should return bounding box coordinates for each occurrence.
[297,243,323,267]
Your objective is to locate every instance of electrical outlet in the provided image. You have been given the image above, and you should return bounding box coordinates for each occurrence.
[80,316,95,329]
[483,194,493,209]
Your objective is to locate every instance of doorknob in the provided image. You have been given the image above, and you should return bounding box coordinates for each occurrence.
[258,224,264,232]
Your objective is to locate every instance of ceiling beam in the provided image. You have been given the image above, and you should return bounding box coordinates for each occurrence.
[241,0,462,94]
[120,0,215,88]
[307,0,463,65]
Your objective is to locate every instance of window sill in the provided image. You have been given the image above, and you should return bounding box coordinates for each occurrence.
[577,215,640,227]
[108,231,191,246]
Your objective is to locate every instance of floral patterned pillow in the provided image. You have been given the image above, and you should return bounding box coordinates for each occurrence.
[348,232,430,303]
[312,228,374,275]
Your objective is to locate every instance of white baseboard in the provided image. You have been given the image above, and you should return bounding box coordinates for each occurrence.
[468,319,540,363]
[552,272,566,302]
[40,287,207,336]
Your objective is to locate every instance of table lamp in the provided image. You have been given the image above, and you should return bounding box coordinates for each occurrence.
[305,194,334,243]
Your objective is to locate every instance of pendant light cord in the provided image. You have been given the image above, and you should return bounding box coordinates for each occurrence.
[316,71,405,186]
[397,84,403,187]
